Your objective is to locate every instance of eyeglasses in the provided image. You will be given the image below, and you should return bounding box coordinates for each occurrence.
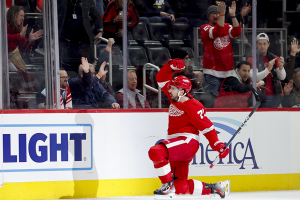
[60,76,70,79]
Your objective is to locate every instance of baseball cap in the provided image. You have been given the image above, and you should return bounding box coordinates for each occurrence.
[256,33,269,42]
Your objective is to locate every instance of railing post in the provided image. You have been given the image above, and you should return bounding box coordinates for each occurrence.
[143,63,161,108]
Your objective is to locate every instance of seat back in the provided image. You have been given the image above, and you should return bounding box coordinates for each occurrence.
[148,23,174,40]
[128,46,149,66]
[131,22,151,41]
[111,46,123,66]
[147,47,171,67]
[172,23,191,40]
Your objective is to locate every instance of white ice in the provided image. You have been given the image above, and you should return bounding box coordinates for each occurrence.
[50,190,300,200]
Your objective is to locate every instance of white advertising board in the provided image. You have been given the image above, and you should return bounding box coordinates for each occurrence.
[0,111,299,183]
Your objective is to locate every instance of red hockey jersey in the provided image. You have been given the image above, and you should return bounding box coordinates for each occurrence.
[200,23,241,78]
[156,60,221,150]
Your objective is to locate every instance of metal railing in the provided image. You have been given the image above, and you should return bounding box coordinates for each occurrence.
[143,63,161,108]
[94,37,113,86]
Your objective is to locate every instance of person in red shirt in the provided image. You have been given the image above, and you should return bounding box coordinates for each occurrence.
[102,0,139,47]
[7,6,43,93]
[7,6,43,72]
[247,33,286,108]
[200,1,242,108]
[148,58,230,199]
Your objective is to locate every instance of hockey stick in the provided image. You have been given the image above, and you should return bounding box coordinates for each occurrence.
[210,88,261,169]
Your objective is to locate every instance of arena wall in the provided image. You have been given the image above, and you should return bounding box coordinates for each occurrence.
[0,109,299,199]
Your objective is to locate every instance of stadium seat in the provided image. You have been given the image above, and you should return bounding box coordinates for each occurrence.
[131,22,151,41]
[128,46,149,67]
[147,47,171,67]
[172,23,191,41]
[148,23,174,41]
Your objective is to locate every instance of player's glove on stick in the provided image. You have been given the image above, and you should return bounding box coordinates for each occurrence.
[169,58,185,71]
[216,143,230,159]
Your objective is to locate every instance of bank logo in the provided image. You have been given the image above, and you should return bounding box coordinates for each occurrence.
[2,124,93,172]
[195,117,258,169]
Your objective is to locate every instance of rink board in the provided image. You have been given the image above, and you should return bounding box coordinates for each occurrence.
[0,109,299,199]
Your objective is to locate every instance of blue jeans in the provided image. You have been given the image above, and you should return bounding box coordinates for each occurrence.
[93,0,104,16]
[259,95,282,108]
[203,74,224,108]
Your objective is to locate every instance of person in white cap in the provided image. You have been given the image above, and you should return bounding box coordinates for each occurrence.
[247,33,286,108]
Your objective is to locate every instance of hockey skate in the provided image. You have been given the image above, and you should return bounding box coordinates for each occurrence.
[154,179,176,199]
[205,180,230,198]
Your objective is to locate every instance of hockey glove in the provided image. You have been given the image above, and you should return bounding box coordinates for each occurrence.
[169,58,185,71]
[216,142,230,159]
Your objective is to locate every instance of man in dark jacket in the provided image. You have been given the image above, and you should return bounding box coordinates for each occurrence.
[69,57,120,109]
[214,61,264,108]
[58,0,104,73]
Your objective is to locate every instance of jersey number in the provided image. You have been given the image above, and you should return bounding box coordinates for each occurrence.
[197,109,207,119]
[203,25,210,31]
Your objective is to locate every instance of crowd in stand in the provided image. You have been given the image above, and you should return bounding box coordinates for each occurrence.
[5,0,300,109]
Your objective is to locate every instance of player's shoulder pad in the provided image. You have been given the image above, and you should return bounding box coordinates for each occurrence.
[186,99,205,112]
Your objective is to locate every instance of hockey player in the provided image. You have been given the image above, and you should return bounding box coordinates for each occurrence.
[148,58,230,199]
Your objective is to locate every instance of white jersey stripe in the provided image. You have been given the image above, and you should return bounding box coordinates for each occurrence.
[165,137,195,149]
[228,25,234,38]
[166,140,185,148]
[199,125,215,135]
[209,27,215,39]
[158,80,169,88]
[155,163,171,177]
[167,133,200,141]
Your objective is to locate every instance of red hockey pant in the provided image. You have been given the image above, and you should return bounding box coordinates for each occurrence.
[149,137,211,195]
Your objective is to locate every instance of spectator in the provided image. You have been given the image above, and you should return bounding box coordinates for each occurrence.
[285,39,300,82]
[133,0,188,26]
[59,70,73,109]
[170,49,198,90]
[99,73,117,100]
[58,0,104,73]
[95,38,118,100]
[200,2,241,107]
[282,68,300,108]
[215,0,251,24]
[214,61,264,108]
[247,33,286,108]
[69,58,120,109]
[117,70,151,108]
[102,0,139,47]
[7,6,43,91]
[36,70,73,109]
